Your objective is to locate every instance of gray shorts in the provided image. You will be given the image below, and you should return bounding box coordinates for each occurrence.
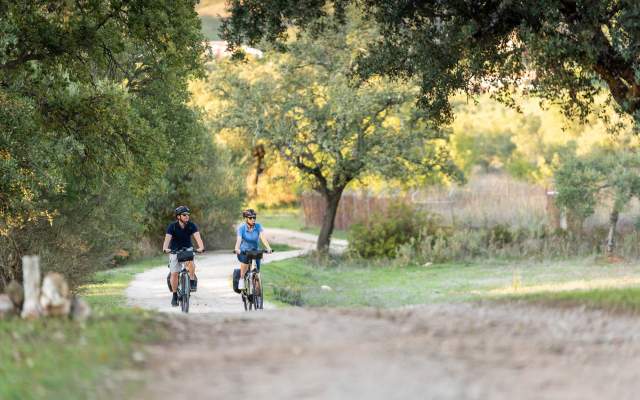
[168,252,195,273]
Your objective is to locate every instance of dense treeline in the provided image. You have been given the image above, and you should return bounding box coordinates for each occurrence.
[0,1,243,289]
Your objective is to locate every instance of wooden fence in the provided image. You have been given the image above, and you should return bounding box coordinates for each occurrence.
[301,174,552,230]
[301,192,409,230]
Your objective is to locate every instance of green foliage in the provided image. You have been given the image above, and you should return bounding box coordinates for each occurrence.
[0,1,243,288]
[223,1,640,127]
[348,204,441,258]
[554,146,640,220]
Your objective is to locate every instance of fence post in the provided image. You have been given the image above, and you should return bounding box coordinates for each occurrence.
[21,255,42,319]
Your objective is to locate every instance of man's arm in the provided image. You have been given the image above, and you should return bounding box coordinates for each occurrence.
[162,234,172,253]
[193,232,205,252]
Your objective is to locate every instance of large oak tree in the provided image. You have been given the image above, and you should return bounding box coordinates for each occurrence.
[214,15,460,250]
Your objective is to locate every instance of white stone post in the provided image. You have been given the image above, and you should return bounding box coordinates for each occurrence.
[21,255,42,319]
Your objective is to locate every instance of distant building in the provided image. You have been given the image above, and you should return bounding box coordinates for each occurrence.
[208,41,263,59]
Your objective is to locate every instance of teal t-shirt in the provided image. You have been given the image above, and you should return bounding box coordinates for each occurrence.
[238,223,262,251]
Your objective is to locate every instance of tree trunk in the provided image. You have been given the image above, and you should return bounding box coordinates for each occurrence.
[606,209,619,255]
[317,189,344,252]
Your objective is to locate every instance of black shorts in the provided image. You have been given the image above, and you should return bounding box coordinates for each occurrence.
[237,253,261,271]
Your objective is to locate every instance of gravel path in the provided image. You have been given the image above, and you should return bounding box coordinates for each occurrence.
[126,228,345,313]
[126,229,640,399]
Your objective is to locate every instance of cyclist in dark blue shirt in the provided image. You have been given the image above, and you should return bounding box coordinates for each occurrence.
[162,206,205,307]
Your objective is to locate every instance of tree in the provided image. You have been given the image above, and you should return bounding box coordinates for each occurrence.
[222,1,640,127]
[213,15,461,251]
[554,146,640,253]
[0,1,246,288]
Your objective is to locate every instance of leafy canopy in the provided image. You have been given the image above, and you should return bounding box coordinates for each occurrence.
[0,1,244,287]
[222,0,640,127]
[213,13,461,198]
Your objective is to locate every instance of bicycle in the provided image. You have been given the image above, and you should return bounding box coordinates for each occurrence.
[166,247,202,313]
[235,249,271,311]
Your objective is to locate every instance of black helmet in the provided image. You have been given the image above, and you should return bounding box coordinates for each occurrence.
[242,208,257,218]
[175,205,190,216]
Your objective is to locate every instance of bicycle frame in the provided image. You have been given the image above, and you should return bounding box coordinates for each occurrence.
[177,262,190,313]
[239,250,268,311]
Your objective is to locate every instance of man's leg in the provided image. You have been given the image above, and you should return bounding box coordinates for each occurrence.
[170,272,179,291]
[186,261,197,291]
[169,254,180,306]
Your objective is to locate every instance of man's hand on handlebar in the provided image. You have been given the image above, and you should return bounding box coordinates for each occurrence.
[196,248,205,254]
[163,248,170,254]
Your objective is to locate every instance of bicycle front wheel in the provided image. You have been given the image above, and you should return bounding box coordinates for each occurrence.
[181,273,190,313]
[253,276,263,310]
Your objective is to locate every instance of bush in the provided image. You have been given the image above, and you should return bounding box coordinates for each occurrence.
[348,203,443,258]
[346,199,640,264]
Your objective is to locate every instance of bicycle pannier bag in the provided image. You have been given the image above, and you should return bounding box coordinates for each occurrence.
[232,268,242,293]
[177,249,194,262]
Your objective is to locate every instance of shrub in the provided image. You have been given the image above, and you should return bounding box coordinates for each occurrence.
[348,203,443,259]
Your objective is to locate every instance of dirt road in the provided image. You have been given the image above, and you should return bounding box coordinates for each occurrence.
[127,230,640,399]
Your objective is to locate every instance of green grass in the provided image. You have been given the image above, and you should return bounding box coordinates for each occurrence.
[260,209,348,240]
[269,243,298,252]
[505,286,640,313]
[263,255,640,310]
[0,256,167,400]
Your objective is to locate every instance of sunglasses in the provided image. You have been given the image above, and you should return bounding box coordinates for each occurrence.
[180,213,190,216]
[247,216,256,220]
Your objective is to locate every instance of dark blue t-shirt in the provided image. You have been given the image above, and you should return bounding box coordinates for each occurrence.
[167,221,199,251]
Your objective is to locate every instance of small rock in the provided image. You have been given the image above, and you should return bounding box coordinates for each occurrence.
[132,351,146,364]
[0,294,15,318]
[40,272,71,316]
[320,285,332,291]
[6,281,24,310]
[70,297,92,322]
[422,262,433,267]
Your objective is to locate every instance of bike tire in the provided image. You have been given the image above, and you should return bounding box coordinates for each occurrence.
[242,295,248,311]
[181,273,190,313]
[253,276,263,310]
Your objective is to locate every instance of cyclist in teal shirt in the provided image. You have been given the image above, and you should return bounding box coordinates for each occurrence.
[234,209,272,289]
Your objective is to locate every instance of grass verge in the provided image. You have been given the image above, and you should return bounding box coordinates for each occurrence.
[263,255,640,310]
[0,256,167,400]
[504,287,640,314]
[270,243,298,252]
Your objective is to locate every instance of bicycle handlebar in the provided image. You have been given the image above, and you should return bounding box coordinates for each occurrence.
[233,249,273,255]
[165,247,204,254]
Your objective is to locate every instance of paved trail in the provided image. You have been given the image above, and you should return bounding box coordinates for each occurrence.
[126,229,640,400]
